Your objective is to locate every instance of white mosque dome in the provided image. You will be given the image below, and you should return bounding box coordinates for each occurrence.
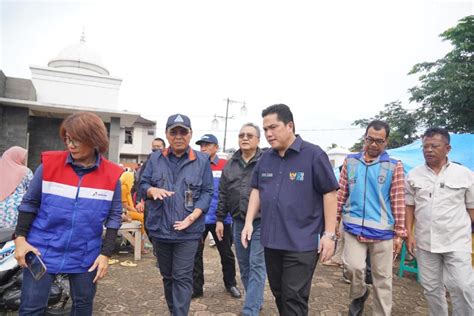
[48,33,109,76]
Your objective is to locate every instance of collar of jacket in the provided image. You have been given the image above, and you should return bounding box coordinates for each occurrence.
[161,146,197,161]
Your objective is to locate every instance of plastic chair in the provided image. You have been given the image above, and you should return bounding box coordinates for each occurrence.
[398,241,419,282]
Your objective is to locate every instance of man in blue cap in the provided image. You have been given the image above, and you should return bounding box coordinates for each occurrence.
[192,134,241,299]
[140,114,214,316]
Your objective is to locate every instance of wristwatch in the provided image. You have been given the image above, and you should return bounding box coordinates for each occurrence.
[323,232,337,241]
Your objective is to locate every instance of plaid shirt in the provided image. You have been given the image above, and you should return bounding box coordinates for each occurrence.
[336,155,406,242]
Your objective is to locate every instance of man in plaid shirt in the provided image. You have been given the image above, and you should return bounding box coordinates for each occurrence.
[337,120,406,316]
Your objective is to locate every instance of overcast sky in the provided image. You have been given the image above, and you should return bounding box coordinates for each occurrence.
[1,0,472,150]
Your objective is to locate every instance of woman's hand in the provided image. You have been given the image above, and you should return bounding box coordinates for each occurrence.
[14,236,40,268]
[89,254,109,283]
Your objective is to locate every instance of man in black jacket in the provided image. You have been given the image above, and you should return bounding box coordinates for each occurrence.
[216,123,266,316]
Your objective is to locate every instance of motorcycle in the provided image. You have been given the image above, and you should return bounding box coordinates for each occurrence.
[0,228,71,315]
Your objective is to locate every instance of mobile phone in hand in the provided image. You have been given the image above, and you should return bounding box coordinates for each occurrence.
[25,251,47,280]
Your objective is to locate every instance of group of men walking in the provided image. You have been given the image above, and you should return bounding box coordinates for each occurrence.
[138,104,473,316]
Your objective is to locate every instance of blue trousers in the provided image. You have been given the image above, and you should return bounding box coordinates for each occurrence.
[234,219,266,316]
[20,269,96,316]
[154,239,199,316]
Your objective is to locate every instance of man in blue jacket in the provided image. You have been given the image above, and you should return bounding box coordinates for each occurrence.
[192,134,241,299]
[140,114,214,316]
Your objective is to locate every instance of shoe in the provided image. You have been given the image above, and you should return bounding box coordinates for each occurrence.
[191,291,203,299]
[227,286,241,298]
[322,259,343,267]
[365,271,373,285]
[348,288,369,316]
[119,260,137,267]
[343,268,351,284]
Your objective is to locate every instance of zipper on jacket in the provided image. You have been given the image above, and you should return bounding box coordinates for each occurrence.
[59,176,83,271]
[360,165,369,237]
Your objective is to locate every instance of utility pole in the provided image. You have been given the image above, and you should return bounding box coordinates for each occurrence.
[212,98,247,152]
[223,98,230,152]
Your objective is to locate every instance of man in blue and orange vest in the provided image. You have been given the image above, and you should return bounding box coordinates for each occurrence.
[338,120,406,316]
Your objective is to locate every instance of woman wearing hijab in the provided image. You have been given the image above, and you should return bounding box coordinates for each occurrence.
[14,112,123,315]
[0,146,33,228]
[120,170,149,254]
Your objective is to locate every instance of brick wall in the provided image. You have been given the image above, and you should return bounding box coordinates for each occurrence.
[27,116,64,170]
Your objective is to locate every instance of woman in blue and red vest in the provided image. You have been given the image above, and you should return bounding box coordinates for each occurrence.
[14,112,123,315]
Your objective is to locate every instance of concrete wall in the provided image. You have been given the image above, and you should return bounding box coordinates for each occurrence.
[0,105,29,156]
[108,117,120,163]
[5,77,36,101]
[27,116,64,170]
[0,71,6,97]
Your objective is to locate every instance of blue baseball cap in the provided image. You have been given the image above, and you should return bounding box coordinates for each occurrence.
[166,114,192,131]
[195,134,219,145]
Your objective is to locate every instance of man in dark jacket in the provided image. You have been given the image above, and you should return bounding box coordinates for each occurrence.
[216,123,266,316]
[140,114,213,316]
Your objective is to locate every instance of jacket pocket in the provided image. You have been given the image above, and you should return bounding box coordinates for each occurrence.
[443,181,469,205]
[409,179,432,202]
[81,239,101,268]
[144,199,163,232]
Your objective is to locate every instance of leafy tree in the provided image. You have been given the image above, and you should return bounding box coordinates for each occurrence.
[327,143,338,150]
[409,15,474,132]
[351,101,418,151]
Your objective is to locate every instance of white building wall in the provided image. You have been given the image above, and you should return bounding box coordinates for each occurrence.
[30,66,121,110]
[119,124,156,157]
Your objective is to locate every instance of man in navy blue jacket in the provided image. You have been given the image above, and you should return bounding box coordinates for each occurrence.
[140,114,214,316]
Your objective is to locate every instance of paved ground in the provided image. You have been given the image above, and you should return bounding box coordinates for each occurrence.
[93,239,429,315]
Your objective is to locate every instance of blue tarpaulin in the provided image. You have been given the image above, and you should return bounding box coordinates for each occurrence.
[387,134,474,173]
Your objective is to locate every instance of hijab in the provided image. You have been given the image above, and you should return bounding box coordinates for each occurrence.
[0,146,29,201]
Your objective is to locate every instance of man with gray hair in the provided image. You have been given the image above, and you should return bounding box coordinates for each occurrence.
[406,127,474,315]
[216,123,266,315]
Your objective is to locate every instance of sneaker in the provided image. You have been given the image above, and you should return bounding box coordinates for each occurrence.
[348,288,370,316]
[365,271,373,285]
[343,268,351,284]
[322,259,343,267]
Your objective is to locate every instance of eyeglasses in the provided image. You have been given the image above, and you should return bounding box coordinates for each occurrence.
[238,133,257,140]
[364,136,385,145]
[422,143,445,150]
[168,129,190,137]
[63,136,81,147]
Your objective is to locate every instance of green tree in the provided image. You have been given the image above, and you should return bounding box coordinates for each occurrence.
[327,143,338,150]
[409,15,474,132]
[350,101,418,151]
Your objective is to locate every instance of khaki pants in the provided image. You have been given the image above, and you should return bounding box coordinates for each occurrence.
[331,220,345,264]
[343,232,393,316]
[417,249,473,316]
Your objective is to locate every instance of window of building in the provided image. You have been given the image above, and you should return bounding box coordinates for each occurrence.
[125,128,133,144]
[147,130,155,136]
[120,155,138,163]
